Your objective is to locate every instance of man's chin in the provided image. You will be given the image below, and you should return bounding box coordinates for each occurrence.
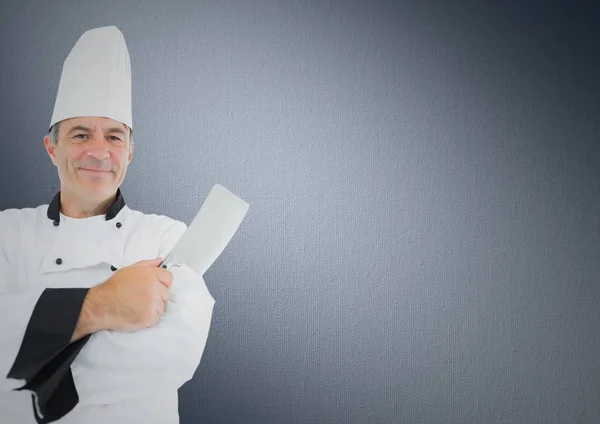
[77,180,118,201]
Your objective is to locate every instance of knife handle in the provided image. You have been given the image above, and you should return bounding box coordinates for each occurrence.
[159,255,180,270]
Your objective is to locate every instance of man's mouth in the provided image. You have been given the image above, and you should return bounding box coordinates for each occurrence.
[80,168,111,173]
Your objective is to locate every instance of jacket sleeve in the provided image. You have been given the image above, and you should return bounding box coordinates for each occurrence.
[0,211,92,422]
[69,220,216,406]
[71,264,215,405]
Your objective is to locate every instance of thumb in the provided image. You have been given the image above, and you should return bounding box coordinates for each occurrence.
[132,257,163,267]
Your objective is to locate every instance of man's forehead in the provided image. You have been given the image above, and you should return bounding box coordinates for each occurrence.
[63,116,129,132]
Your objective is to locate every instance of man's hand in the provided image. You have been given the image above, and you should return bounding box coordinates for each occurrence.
[71,258,173,341]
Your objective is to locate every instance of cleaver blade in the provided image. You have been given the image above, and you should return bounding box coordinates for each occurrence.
[159,184,250,276]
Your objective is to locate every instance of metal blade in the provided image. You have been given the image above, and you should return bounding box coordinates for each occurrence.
[160,184,250,275]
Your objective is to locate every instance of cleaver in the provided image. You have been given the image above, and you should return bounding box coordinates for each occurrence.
[159,184,250,275]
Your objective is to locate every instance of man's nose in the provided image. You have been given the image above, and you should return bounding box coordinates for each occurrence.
[85,135,111,160]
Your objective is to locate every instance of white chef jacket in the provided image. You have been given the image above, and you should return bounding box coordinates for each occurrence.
[0,189,215,423]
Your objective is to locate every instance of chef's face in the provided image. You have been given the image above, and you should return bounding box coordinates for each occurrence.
[43,116,133,203]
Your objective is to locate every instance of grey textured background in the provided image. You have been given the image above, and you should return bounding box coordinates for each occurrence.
[1,1,599,423]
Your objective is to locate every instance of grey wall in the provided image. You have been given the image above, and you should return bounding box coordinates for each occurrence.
[1,1,599,423]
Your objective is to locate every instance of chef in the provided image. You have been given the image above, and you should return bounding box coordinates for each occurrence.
[0,26,215,423]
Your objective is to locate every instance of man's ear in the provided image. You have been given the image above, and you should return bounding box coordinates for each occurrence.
[128,141,134,163]
[43,135,58,166]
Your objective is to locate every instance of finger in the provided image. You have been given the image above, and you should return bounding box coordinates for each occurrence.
[133,257,163,267]
[159,284,171,304]
[156,301,166,317]
[155,269,174,289]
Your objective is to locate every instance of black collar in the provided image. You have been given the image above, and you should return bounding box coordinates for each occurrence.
[47,188,126,223]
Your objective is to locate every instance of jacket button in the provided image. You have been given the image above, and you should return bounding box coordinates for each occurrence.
[116,222,122,228]
[110,265,117,271]
[53,220,59,226]
[55,258,62,265]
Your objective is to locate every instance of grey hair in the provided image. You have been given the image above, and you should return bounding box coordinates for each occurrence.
[49,121,134,146]
[50,122,61,145]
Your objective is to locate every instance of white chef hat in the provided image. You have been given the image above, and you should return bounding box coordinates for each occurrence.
[49,25,133,131]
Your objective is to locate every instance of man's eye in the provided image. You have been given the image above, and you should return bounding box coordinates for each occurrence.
[74,134,88,139]
[108,136,122,142]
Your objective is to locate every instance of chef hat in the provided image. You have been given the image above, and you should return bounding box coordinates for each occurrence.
[49,26,133,131]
